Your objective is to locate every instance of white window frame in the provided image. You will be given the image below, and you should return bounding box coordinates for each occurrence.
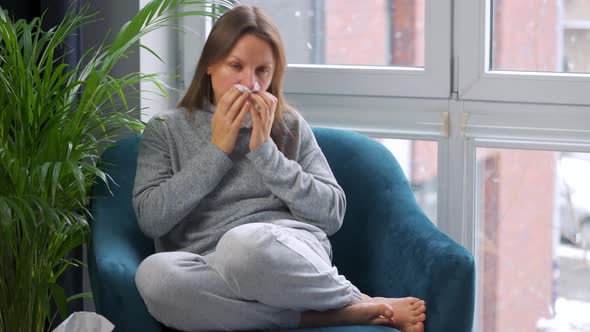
[283,0,452,98]
[456,0,590,105]
[454,1,590,331]
[455,0,590,252]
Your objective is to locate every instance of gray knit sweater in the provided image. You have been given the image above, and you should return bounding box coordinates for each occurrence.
[132,106,346,255]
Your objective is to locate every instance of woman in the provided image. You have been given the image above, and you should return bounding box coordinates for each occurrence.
[133,5,426,332]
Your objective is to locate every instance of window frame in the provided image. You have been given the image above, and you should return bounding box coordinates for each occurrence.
[456,0,590,105]
[283,0,452,98]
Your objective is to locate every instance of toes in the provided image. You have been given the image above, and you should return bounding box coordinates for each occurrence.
[403,322,424,332]
[367,303,394,319]
[417,313,426,322]
[372,316,395,326]
[412,322,425,332]
[410,299,425,310]
[414,304,426,314]
[380,303,394,319]
[363,303,396,326]
[406,297,421,303]
[409,313,426,324]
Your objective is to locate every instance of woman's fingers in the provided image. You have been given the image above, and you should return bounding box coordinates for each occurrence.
[253,92,277,124]
[225,92,249,122]
[258,91,278,112]
[217,86,244,115]
[249,93,270,119]
[233,99,251,126]
[210,88,251,155]
[247,92,277,151]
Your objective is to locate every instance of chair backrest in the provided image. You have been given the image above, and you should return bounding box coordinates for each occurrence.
[90,135,155,259]
[88,135,155,318]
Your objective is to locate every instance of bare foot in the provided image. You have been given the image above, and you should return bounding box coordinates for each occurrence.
[404,321,424,332]
[366,296,426,332]
[299,302,395,328]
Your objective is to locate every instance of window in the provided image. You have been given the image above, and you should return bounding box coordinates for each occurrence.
[377,138,438,224]
[458,0,590,104]
[475,148,590,331]
[561,0,590,73]
[242,0,425,67]
[490,0,590,74]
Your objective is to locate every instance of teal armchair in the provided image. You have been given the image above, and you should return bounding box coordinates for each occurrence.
[88,128,475,332]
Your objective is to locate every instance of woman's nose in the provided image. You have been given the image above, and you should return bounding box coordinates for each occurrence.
[241,71,258,91]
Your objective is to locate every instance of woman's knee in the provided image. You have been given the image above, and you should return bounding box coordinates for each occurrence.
[135,253,173,303]
[135,251,200,307]
[215,223,276,279]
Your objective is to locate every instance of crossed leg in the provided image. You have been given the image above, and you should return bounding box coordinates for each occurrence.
[136,221,427,331]
[215,221,427,332]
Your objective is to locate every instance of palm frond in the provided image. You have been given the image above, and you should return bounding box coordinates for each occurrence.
[0,1,232,330]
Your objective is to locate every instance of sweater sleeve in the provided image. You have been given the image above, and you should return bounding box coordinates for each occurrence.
[132,118,233,238]
[245,117,346,235]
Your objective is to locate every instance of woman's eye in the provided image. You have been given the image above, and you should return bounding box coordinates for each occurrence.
[257,67,271,74]
[230,63,241,70]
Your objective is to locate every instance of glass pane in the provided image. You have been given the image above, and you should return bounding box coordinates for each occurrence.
[240,0,425,67]
[491,0,590,74]
[376,139,437,223]
[476,148,590,331]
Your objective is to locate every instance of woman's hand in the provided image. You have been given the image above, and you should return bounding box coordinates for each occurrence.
[249,91,277,151]
[211,87,251,155]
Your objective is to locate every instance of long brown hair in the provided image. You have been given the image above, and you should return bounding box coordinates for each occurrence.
[178,5,293,148]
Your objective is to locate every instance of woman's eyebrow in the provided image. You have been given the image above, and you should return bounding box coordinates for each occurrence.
[227,55,273,66]
[227,55,243,62]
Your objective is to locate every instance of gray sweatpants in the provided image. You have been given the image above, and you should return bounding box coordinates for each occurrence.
[135,219,363,331]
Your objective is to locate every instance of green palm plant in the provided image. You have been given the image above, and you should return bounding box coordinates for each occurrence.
[0,1,231,331]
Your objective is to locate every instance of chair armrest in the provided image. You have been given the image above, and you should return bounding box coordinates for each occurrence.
[357,167,474,332]
[366,149,474,332]
[342,180,475,332]
[370,211,475,332]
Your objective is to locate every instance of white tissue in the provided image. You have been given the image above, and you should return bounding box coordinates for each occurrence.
[52,312,114,332]
[233,82,261,128]
[234,82,260,94]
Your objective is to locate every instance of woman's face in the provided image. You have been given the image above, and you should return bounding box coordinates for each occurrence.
[207,34,275,105]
